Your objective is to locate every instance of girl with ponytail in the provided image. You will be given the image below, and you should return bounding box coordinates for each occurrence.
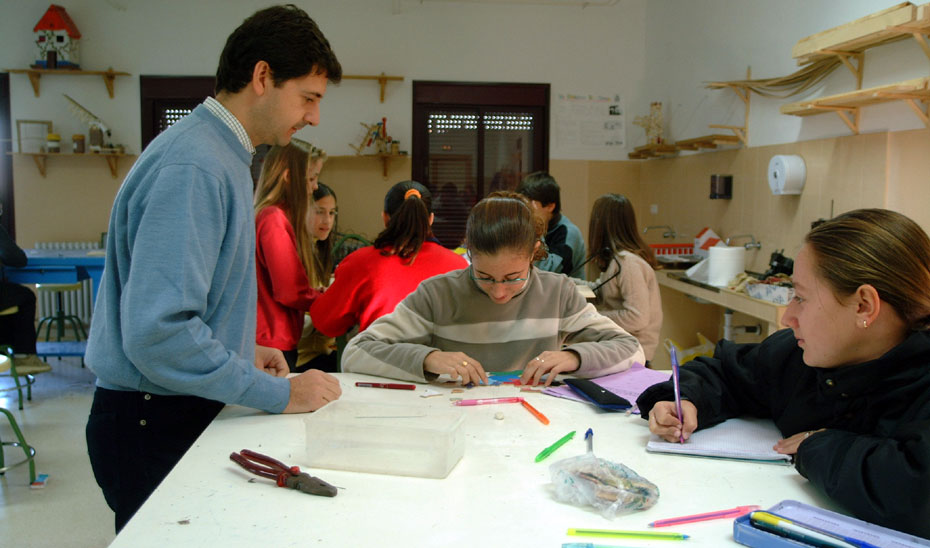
[310,181,468,340]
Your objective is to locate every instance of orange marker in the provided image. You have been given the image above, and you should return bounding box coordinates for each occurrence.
[522,400,550,425]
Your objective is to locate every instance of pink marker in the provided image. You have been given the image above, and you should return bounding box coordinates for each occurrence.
[648,505,761,528]
[453,397,524,406]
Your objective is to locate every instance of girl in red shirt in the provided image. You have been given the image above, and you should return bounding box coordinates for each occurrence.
[254,139,327,371]
[310,181,467,340]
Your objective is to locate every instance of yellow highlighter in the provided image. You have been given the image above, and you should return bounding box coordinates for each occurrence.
[749,511,875,548]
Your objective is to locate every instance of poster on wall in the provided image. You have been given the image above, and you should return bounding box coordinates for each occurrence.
[554,93,624,150]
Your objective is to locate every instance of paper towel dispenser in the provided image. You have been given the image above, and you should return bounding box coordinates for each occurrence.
[768,154,806,195]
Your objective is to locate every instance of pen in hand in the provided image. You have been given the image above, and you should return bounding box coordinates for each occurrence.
[669,346,685,444]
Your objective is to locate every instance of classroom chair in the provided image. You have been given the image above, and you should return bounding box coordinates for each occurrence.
[0,341,52,411]
[35,282,88,343]
[0,349,38,484]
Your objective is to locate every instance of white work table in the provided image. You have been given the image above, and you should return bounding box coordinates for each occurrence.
[111,372,836,547]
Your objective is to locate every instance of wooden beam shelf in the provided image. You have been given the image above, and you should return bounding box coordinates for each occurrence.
[674,134,742,150]
[627,143,678,160]
[792,2,930,65]
[342,73,404,103]
[780,76,930,132]
[12,152,129,178]
[5,68,130,98]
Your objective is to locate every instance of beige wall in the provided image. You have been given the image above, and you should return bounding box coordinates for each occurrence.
[13,129,926,256]
[636,132,891,273]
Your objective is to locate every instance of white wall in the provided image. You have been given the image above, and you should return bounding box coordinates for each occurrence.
[4,1,925,165]
[641,0,929,148]
[2,0,646,161]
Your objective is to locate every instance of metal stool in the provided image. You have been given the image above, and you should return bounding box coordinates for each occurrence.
[35,282,88,343]
[0,352,38,484]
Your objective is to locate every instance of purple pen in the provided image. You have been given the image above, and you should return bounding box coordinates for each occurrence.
[670,346,684,444]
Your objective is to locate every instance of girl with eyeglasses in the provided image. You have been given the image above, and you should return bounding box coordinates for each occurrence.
[343,191,644,386]
[585,194,663,362]
[309,181,467,340]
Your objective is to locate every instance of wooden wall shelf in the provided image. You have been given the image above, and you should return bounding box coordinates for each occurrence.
[13,152,128,178]
[781,76,930,132]
[792,2,930,65]
[674,134,742,150]
[342,73,404,102]
[627,143,678,160]
[5,68,130,98]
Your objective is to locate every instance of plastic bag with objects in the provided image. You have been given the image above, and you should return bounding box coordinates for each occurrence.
[550,452,659,518]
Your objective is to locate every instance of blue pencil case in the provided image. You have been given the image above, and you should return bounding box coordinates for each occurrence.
[733,500,930,548]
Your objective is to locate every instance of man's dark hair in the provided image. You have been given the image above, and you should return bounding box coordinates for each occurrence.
[215,4,342,94]
[516,171,561,216]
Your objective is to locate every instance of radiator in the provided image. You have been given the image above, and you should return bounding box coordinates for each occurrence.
[35,241,98,327]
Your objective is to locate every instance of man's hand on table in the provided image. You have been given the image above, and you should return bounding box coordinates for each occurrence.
[283,369,342,413]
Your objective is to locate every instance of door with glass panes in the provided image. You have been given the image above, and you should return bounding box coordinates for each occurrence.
[412,82,549,248]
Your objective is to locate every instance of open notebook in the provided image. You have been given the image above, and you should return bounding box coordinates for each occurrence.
[646,417,792,465]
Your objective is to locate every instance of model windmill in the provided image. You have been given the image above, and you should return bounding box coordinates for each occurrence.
[633,102,664,145]
[63,94,111,152]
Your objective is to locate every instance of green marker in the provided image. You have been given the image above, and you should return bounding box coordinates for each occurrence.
[535,430,576,462]
[567,528,690,541]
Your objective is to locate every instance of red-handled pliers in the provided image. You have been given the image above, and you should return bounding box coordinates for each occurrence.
[229,449,337,497]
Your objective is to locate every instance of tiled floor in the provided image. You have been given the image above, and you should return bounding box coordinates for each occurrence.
[1,356,116,547]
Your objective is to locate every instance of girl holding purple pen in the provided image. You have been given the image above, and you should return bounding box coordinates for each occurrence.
[637,209,930,538]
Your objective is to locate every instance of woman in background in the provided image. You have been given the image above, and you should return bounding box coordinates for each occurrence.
[296,183,338,371]
[586,194,662,362]
[254,139,324,371]
[638,209,930,537]
[310,181,467,341]
[342,191,643,386]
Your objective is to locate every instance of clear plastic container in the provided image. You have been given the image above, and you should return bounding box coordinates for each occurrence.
[305,401,465,479]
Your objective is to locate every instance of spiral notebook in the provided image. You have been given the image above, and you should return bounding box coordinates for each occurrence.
[646,417,792,465]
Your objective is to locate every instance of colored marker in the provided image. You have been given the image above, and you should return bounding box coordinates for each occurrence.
[355,382,416,390]
[521,400,550,424]
[649,505,760,527]
[453,397,524,406]
[585,427,594,453]
[567,528,690,541]
[670,346,685,443]
[535,430,576,462]
[750,511,879,548]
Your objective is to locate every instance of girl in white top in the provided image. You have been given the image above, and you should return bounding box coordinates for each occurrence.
[586,194,663,361]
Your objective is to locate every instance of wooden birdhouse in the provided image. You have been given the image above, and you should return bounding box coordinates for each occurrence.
[33,4,82,69]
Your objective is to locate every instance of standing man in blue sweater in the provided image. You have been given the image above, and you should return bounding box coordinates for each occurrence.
[517,172,586,278]
[85,5,343,532]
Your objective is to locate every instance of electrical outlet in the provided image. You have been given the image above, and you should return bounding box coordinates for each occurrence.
[650,204,658,215]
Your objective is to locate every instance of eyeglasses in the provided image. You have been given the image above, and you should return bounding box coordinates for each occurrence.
[469,266,529,286]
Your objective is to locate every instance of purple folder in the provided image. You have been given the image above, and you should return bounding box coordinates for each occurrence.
[543,362,670,413]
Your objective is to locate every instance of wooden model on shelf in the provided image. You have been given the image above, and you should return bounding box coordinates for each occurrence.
[348,118,405,178]
[633,102,665,145]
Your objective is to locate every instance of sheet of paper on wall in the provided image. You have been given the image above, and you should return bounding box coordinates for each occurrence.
[542,362,667,413]
[646,417,792,465]
[554,92,625,150]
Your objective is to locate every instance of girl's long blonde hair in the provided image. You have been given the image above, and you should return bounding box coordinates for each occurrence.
[254,139,327,280]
